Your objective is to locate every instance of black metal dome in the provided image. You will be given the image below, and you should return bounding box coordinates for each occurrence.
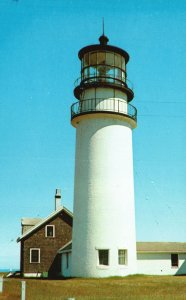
[78,35,130,63]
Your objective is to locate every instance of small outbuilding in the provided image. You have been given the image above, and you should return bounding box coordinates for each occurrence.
[59,241,186,277]
[17,190,72,278]
[137,242,186,275]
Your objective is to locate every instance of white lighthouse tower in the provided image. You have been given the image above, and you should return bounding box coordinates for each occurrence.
[71,33,137,277]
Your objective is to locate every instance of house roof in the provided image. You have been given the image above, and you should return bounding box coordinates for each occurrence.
[21,218,44,234]
[17,206,73,242]
[21,218,43,226]
[58,240,72,253]
[137,242,186,253]
[58,241,186,254]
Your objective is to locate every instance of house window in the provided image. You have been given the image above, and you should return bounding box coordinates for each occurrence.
[171,254,178,267]
[118,249,127,265]
[45,225,55,237]
[30,248,40,263]
[98,249,109,266]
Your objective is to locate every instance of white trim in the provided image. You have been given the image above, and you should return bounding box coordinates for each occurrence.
[30,248,40,263]
[60,249,72,254]
[45,225,55,238]
[23,273,42,278]
[95,247,111,250]
[96,265,110,270]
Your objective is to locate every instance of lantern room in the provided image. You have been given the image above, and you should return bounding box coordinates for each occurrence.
[74,34,134,101]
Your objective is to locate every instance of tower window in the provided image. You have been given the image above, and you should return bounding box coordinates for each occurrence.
[118,249,127,265]
[98,249,109,266]
[171,254,178,267]
[45,225,55,237]
[30,248,40,263]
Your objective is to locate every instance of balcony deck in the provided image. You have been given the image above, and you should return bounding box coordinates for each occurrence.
[71,98,137,123]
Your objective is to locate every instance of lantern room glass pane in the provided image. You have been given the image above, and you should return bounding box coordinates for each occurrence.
[83,67,90,79]
[83,53,89,68]
[97,52,106,65]
[115,68,122,80]
[122,71,126,81]
[115,53,122,68]
[106,52,114,66]
[89,66,96,76]
[97,65,107,77]
[107,67,115,78]
[90,52,97,65]
[122,57,125,70]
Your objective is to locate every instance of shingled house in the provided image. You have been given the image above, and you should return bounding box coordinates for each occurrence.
[17,189,72,278]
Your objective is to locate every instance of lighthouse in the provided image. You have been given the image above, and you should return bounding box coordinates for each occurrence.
[71,33,137,277]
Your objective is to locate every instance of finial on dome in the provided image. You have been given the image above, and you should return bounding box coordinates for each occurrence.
[99,18,109,45]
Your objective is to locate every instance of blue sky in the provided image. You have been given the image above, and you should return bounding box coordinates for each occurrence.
[0,0,185,269]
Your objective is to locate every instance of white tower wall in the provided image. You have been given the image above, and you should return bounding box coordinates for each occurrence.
[71,114,137,277]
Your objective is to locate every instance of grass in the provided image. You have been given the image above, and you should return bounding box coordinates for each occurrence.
[0,275,186,300]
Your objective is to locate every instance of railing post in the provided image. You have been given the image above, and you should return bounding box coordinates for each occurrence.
[21,281,26,300]
[0,277,3,293]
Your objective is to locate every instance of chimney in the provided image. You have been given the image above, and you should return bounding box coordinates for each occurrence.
[55,188,62,211]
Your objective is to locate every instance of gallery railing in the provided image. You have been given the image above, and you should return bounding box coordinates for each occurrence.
[71,98,137,121]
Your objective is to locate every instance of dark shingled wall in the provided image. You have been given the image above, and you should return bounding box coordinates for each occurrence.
[20,211,72,277]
